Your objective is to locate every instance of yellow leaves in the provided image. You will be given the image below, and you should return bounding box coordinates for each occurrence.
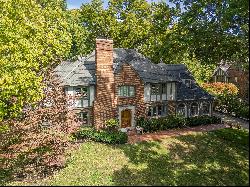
[201,82,239,96]
[0,0,73,120]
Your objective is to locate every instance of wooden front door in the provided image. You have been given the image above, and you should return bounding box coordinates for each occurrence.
[121,109,132,128]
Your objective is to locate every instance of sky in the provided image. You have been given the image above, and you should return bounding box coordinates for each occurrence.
[66,0,174,10]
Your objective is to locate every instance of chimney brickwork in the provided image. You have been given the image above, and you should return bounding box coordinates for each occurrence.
[93,39,116,129]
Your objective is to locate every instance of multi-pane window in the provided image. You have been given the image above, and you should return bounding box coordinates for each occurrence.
[118,86,135,97]
[177,103,186,116]
[153,106,157,116]
[162,83,167,94]
[151,84,157,95]
[74,87,89,108]
[183,79,192,88]
[150,84,168,101]
[190,103,199,116]
[75,87,88,99]
[147,105,167,117]
[77,112,88,125]
[158,106,162,115]
[201,102,210,115]
[151,84,162,95]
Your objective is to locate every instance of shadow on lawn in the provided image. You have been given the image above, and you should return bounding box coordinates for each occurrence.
[112,130,249,186]
[0,151,63,186]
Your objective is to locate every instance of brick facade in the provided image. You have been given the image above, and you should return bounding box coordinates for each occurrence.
[91,39,213,128]
[114,64,147,120]
[227,67,249,101]
[167,100,176,115]
[93,39,148,128]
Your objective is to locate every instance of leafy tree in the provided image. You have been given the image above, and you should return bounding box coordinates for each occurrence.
[0,70,80,180]
[67,9,89,58]
[170,0,249,69]
[0,0,72,120]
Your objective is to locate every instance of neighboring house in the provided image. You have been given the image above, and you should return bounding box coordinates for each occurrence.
[55,38,213,129]
[211,62,249,102]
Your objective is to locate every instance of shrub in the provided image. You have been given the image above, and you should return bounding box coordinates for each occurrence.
[137,115,222,133]
[201,82,239,96]
[165,115,186,129]
[186,116,221,127]
[201,82,248,119]
[105,118,119,132]
[74,127,128,144]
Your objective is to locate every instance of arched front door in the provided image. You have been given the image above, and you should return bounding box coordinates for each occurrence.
[121,109,132,128]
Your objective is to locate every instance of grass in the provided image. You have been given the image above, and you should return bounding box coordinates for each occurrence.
[5,128,249,186]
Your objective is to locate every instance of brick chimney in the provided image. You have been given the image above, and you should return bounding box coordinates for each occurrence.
[93,38,116,129]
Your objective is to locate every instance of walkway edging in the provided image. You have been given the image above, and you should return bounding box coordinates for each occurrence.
[128,123,229,144]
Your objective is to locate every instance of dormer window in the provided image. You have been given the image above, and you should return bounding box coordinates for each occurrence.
[183,79,192,88]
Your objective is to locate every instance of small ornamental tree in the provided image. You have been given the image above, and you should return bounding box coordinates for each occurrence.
[0,69,80,181]
[201,82,239,96]
[201,82,248,118]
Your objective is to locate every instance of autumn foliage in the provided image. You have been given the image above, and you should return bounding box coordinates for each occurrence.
[0,71,80,181]
[201,82,239,96]
[201,82,248,119]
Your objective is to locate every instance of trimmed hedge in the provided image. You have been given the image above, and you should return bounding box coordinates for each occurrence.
[137,115,222,133]
[74,127,128,144]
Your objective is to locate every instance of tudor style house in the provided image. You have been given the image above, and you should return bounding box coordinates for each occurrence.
[55,38,213,129]
[211,62,249,102]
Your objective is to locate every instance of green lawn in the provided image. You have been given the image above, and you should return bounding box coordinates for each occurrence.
[6,128,249,186]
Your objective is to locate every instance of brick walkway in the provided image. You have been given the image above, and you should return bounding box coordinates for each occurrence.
[128,123,229,144]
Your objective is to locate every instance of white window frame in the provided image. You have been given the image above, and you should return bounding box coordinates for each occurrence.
[190,102,199,117]
[177,103,186,117]
[118,85,135,97]
[201,102,210,115]
[77,112,89,125]
[182,79,192,88]
[74,86,89,108]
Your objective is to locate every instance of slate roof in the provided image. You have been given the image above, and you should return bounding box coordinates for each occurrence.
[176,82,213,101]
[55,48,213,100]
[212,63,231,77]
[55,51,96,86]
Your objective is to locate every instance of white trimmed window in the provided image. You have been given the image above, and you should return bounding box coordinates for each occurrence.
[77,112,88,125]
[201,102,210,115]
[147,105,167,117]
[183,79,192,88]
[118,86,135,97]
[177,103,186,116]
[74,87,89,108]
[190,102,199,116]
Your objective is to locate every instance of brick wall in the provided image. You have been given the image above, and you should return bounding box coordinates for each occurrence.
[114,64,147,119]
[227,67,249,101]
[93,39,116,129]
